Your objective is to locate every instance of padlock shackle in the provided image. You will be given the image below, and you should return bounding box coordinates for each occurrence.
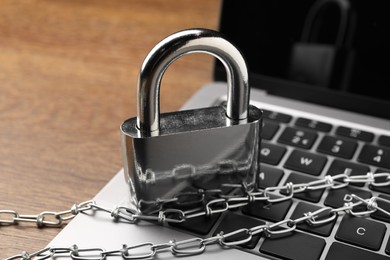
[301,0,351,47]
[136,28,250,135]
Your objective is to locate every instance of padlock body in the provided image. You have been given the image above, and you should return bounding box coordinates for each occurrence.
[121,105,262,213]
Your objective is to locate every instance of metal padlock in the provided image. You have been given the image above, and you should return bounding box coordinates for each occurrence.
[288,0,355,88]
[121,28,262,213]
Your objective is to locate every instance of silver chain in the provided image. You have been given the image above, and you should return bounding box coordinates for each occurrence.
[0,201,94,228]
[4,171,390,260]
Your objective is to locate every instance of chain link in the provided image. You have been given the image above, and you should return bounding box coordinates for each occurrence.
[1,200,94,228]
[4,171,390,260]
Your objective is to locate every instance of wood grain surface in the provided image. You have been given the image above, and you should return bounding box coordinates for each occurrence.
[0,0,220,256]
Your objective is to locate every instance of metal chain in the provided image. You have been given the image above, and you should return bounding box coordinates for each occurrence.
[4,171,390,260]
[131,171,390,223]
[0,201,94,228]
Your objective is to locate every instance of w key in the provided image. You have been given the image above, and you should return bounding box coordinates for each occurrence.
[284,150,327,176]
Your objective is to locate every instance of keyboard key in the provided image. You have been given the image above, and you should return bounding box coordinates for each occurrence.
[213,212,264,249]
[284,150,327,176]
[317,136,357,159]
[262,109,292,123]
[335,215,386,251]
[295,117,332,132]
[260,142,286,165]
[371,194,390,223]
[326,159,370,187]
[278,127,318,149]
[358,145,390,169]
[386,237,390,255]
[169,213,220,235]
[336,126,374,142]
[260,231,326,260]
[290,202,336,237]
[242,194,292,222]
[258,164,284,189]
[281,173,325,203]
[369,169,390,194]
[325,242,389,260]
[324,186,372,208]
[262,121,280,140]
[378,135,390,147]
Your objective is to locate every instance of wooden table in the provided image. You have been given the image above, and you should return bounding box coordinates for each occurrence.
[0,0,220,256]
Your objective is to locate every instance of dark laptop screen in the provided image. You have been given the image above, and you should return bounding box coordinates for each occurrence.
[214,0,390,119]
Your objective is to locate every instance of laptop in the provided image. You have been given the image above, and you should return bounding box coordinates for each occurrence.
[46,0,390,259]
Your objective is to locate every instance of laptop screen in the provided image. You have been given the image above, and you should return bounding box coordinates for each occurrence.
[214,0,390,120]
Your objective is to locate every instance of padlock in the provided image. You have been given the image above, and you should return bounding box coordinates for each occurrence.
[120,28,262,213]
[288,0,355,89]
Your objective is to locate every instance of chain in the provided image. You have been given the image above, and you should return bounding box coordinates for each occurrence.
[133,171,390,223]
[0,201,94,228]
[3,171,390,260]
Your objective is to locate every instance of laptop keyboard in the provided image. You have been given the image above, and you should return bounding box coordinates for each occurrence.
[165,104,390,260]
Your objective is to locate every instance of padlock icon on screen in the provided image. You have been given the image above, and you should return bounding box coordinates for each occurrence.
[288,0,356,89]
[120,29,262,213]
